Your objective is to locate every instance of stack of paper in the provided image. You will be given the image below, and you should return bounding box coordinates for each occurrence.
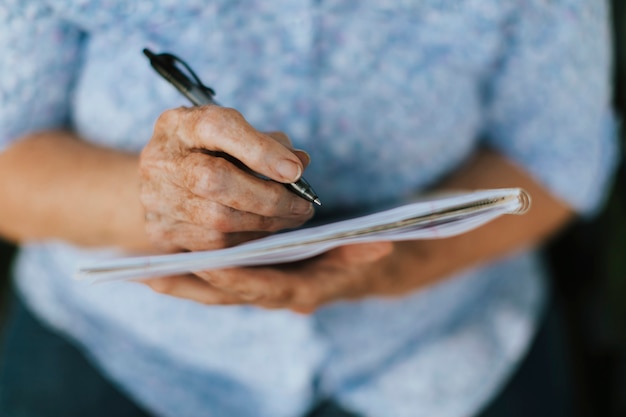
[76,188,530,283]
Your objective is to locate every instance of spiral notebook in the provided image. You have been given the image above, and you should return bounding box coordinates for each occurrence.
[76,188,530,283]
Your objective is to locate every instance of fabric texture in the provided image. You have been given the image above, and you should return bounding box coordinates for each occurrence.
[0,1,617,416]
[0,294,363,417]
[0,292,575,417]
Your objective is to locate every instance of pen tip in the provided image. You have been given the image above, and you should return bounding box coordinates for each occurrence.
[313,198,322,206]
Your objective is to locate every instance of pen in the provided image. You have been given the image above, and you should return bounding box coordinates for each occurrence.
[143,48,322,206]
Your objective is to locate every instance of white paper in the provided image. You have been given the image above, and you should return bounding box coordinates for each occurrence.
[76,188,530,283]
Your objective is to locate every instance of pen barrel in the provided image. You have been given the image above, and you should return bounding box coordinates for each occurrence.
[287,178,319,204]
[143,48,319,204]
[187,85,218,106]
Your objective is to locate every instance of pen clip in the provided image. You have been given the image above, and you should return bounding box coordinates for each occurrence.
[143,48,216,104]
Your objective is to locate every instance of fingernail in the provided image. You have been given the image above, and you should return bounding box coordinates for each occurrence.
[275,159,301,182]
[291,198,312,215]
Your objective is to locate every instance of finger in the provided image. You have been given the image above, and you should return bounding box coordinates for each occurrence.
[142,179,311,250]
[143,152,313,220]
[270,251,383,305]
[264,131,292,147]
[293,150,311,169]
[176,198,312,234]
[265,132,310,168]
[142,275,246,305]
[175,152,314,218]
[160,106,304,183]
[144,215,270,251]
[148,175,312,232]
[196,267,304,305]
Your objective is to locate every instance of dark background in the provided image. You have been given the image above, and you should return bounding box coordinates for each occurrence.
[544,1,626,416]
[1,2,626,416]
[0,241,13,332]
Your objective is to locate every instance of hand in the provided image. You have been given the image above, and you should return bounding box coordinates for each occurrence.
[141,149,576,311]
[143,241,406,313]
[139,105,315,252]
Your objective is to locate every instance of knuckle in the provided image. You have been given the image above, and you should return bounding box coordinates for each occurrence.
[194,106,242,136]
[208,206,236,233]
[297,206,315,223]
[205,157,231,194]
[254,215,278,232]
[201,229,233,249]
[179,197,204,223]
[144,222,179,252]
[251,186,290,218]
[216,106,244,123]
[261,188,284,212]
[187,166,213,197]
[186,154,229,198]
[155,108,180,131]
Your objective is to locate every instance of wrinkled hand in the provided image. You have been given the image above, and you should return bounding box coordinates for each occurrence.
[144,241,401,313]
[139,105,314,252]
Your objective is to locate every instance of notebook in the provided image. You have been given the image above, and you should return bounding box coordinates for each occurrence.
[76,188,530,283]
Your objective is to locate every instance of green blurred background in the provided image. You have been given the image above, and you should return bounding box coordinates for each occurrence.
[1,1,626,416]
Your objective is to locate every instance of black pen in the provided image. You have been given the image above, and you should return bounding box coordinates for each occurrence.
[143,48,321,206]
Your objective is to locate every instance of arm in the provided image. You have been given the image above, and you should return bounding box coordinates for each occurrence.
[1,4,313,254]
[416,149,574,291]
[0,5,148,248]
[143,148,573,312]
[0,130,148,251]
[375,148,573,295]
[0,108,314,253]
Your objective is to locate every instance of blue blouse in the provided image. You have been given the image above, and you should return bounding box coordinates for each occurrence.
[0,1,617,416]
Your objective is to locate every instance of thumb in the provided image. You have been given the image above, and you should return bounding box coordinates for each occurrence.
[266,131,311,169]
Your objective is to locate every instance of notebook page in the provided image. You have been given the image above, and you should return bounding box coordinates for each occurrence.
[76,188,530,283]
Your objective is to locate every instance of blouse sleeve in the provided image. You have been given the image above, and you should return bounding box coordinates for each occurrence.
[0,1,84,151]
[483,0,619,216]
